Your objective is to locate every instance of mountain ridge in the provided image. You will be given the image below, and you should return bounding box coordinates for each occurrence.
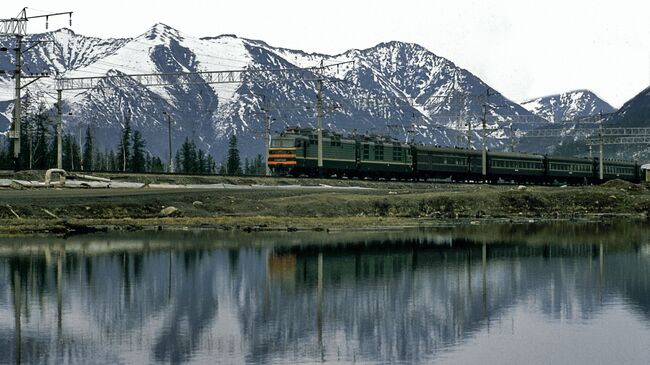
[521,89,616,123]
[0,24,548,161]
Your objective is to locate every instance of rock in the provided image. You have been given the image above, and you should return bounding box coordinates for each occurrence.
[560,185,568,188]
[517,185,527,190]
[160,206,180,217]
[192,201,204,207]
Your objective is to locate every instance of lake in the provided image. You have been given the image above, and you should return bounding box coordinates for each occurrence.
[1,222,649,364]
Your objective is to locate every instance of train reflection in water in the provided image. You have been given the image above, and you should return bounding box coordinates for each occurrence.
[0,225,649,364]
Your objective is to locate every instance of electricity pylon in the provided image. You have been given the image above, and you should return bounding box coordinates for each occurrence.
[1,7,73,171]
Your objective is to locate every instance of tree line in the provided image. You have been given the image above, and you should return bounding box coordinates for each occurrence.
[0,104,265,175]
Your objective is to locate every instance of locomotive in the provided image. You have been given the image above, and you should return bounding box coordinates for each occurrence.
[268,128,641,184]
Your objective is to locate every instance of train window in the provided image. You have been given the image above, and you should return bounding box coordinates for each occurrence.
[363,145,370,160]
[271,139,295,148]
[393,146,402,161]
[375,145,384,160]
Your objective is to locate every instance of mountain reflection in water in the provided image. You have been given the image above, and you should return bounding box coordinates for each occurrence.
[0,222,649,364]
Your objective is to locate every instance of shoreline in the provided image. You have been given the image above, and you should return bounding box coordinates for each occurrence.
[1,173,649,236]
[0,213,645,237]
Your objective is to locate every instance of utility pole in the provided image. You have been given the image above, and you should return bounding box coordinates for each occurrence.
[481,104,488,176]
[56,90,63,169]
[264,110,271,176]
[122,108,131,172]
[12,35,22,171]
[163,111,173,173]
[316,60,324,171]
[79,127,83,170]
[70,137,74,170]
[1,8,73,171]
[480,88,494,177]
[408,110,419,144]
[455,90,470,148]
[510,124,516,152]
[598,111,604,181]
[599,124,604,181]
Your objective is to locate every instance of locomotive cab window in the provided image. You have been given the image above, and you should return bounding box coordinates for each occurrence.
[271,139,295,148]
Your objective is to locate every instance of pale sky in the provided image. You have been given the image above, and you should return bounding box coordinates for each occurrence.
[12,0,650,107]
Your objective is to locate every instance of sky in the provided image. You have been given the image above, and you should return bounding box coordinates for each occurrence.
[10,0,650,107]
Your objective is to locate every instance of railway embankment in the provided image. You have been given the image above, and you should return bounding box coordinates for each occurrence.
[0,171,649,235]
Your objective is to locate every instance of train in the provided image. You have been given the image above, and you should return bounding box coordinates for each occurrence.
[267,128,642,184]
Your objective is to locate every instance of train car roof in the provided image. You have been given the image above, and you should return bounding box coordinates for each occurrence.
[546,155,595,163]
[600,159,638,166]
[488,151,544,160]
[415,145,482,156]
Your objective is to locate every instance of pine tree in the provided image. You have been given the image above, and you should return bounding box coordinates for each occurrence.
[254,154,265,175]
[197,149,206,174]
[32,107,51,170]
[62,134,81,170]
[206,154,216,174]
[150,156,164,172]
[130,130,146,172]
[144,154,152,172]
[94,149,105,171]
[83,126,94,171]
[244,157,251,175]
[226,134,241,175]
[174,150,182,173]
[0,137,10,169]
[117,115,132,172]
[107,149,117,172]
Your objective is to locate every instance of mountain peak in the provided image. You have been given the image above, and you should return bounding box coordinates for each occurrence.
[366,40,431,54]
[141,23,182,41]
[52,27,76,36]
[522,89,615,123]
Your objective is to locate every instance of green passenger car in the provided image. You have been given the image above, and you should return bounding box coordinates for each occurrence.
[599,159,639,181]
[488,151,545,182]
[413,146,482,180]
[546,156,595,183]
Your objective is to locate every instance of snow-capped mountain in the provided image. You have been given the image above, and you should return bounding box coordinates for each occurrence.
[521,90,615,123]
[0,24,548,160]
[606,85,650,128]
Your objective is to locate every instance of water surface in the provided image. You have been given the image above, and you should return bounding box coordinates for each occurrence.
[1,223,649,364]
